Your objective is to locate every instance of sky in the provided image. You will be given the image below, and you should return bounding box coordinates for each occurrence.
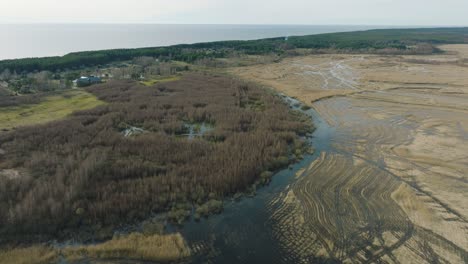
[0,0,467,25]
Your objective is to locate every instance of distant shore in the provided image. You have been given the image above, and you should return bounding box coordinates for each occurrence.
[0,24,388,60]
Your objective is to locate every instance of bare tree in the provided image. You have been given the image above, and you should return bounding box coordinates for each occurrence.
[133,56,155,68]
[0,69,11,81]
[110,68,126,80]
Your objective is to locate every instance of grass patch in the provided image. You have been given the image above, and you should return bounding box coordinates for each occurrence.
[0,245,58,264]
[140,76,181,86]
[0,89,104,130]
[64,232,190,262]
[0,232,190,264]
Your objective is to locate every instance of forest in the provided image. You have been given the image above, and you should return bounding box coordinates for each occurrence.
[0,27,467,73]
[0,73,313,243]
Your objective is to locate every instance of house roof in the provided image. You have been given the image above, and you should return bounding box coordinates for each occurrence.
[75,76,101,83]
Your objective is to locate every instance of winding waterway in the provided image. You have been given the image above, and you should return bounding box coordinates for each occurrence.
[226,51,468,263]
[179,96,336,263]
[180,91,468,263]
[54,51,468,263]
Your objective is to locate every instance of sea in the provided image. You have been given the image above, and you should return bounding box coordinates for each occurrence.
[0,24,392,60]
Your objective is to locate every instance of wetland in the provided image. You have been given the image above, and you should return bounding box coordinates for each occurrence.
[230,44,468,263]
[1,28,468,263]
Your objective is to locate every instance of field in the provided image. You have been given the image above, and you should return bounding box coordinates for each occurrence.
[0,89,104,130]
[231,45,468,263]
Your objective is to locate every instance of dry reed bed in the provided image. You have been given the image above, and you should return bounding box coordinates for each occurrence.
[0,73,312,244]
[0,232,190,264]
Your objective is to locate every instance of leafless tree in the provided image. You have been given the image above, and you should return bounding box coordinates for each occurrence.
[133,56,155,68]
[0,69,11,81]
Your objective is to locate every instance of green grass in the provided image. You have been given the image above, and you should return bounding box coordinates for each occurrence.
[0,90,104,130]
[140,76,181,86]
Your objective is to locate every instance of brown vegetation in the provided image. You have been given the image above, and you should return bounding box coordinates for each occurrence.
[0,73,312,243]
[0,245,58,264]
[0,91,46,107]
[65,232,191,262]
[234,46,468,263]
[0,232,190,264]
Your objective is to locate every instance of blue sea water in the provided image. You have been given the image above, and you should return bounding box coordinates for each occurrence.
[0,24,391,60]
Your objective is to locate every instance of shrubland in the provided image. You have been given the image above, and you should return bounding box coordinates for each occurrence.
[0,73,313,243]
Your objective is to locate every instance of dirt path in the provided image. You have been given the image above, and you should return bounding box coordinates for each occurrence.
[230,45,468,263]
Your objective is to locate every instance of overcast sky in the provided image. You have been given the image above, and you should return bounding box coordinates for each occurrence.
[1,0,467,25]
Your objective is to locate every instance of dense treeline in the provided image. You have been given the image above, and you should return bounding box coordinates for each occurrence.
[0,47,226,74]
[0,74,312,243]
[287,27,468,49]
[1,27,467,73]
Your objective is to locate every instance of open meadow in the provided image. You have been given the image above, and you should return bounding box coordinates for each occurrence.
[0,90,104,131]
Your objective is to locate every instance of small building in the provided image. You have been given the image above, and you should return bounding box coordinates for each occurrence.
[74,76,102,87]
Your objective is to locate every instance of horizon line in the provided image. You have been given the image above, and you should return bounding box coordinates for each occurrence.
[0,23,467,27]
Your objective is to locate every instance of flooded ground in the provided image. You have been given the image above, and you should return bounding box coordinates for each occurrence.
[227,45,468,263]
[3,46,468,264]
[52,46,468,263]
[178,97,325,264]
